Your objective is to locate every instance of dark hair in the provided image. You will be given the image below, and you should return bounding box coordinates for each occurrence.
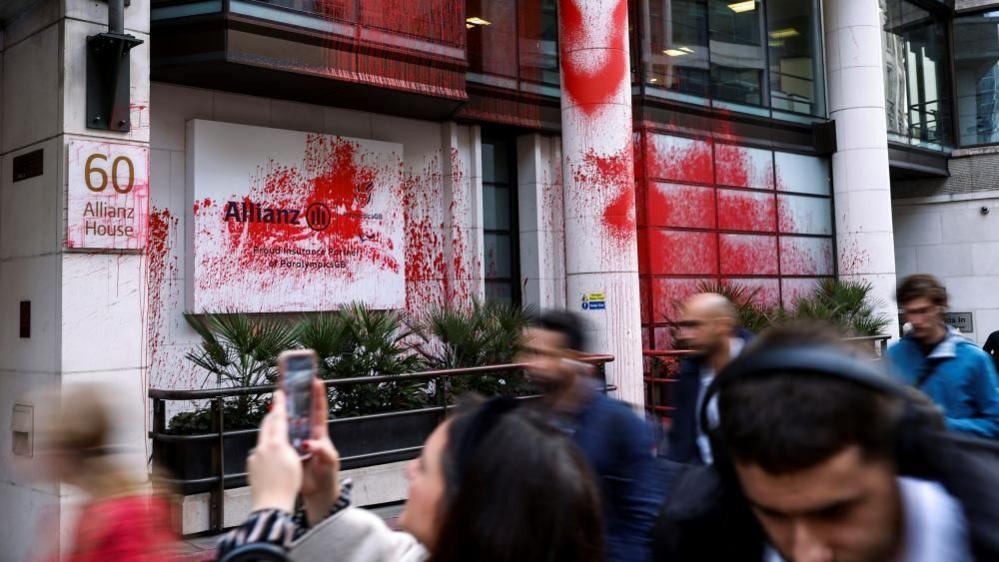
[429,399,604,562]
[530,310,588,352]
[897,274,948,308]
[718,323,901,474]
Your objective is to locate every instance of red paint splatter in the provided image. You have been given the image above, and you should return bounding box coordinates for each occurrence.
[560,0,629,113]
[719,234,779,275]
[646,230,718,275]
[142,208,177,372]
[195,135,402,300]
[646,135,713,184]
[717,189,776,232]
[636,128,836,352]
[572,148,636,246]
[402,149,479,313]
[646,183,716,229]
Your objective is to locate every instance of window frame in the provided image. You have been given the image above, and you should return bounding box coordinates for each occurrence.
[481,132,523,307]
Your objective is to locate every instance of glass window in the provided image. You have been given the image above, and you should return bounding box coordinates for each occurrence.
[467,0,519,77]
[766,0,824,116]
[709,0,768,107]
[639,0,826,118]
[519,0,560,86]
[645,0,711,99]
[881,0,952,147]
[481,135,521,306]
[954,10,999,146]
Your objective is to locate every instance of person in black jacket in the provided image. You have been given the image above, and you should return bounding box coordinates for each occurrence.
[985,329,999,373]
[653,322,999,562]
[662,293,751,465]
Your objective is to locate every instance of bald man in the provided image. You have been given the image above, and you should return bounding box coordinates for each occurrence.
[663,293,752,465]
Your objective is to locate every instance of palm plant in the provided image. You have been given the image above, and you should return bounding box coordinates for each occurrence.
[788,279,890,337]
[171,313,299,433]
[415,300,534,398]
[297,304,428,416]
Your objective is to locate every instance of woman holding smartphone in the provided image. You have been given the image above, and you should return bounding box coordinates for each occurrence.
[217,380,605,562]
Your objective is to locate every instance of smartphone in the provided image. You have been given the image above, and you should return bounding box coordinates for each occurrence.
[277,349,318,457]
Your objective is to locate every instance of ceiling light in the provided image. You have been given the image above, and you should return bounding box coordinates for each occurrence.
[649,77,659,83]
[727,1,756,13]
[769,28,799,39]
[679,46,694,53]
[466,17,491,26]
[663,49,687,56]
[466,23,474,28]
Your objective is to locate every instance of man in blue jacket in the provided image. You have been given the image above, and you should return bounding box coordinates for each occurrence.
[519,310,664,562]
[888,274,999,439]
[663,293,752,465]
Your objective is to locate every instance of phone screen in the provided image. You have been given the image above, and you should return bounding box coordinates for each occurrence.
[283,355,314,453]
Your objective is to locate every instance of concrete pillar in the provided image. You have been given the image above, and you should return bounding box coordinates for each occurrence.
[0,0,150,558]
[558,0,644,405]
[441,122,485,303]
[824,0,901,337]
[517,133,566,310]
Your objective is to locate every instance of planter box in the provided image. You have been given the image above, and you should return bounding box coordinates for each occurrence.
[156,408,442,494]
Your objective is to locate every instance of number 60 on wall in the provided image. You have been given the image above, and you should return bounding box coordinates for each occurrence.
[85,153,136,194]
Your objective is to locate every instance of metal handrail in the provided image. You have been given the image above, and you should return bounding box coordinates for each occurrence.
[640,335,893,420]
[149,354,615,533]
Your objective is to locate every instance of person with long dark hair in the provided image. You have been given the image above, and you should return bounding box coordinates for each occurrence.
[216,380,605,562]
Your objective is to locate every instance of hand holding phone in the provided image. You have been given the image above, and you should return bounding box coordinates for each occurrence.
[277,349,318,457]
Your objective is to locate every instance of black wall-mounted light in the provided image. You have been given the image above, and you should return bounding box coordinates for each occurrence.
[86,0,143,132]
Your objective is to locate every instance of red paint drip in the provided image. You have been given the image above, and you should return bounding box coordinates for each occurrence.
[143,208,177,372]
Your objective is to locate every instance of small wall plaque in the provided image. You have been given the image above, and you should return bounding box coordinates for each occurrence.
[12,149,43,182]
[944,312,974,334]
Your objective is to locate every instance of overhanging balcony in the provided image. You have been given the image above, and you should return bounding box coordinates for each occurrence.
[151,0,468,120]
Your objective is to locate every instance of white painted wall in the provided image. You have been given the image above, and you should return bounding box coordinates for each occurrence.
[0,0,150,559]
[893,192,999,345]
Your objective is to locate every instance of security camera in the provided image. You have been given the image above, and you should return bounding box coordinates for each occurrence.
[982,206,991,216]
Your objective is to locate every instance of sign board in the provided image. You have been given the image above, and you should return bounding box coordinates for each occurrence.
[581,292,606,311]
[187,120,405,313]
[66,140,149,250]
[945,312,974,334]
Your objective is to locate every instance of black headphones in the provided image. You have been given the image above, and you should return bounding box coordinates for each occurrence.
[697,343,942,471]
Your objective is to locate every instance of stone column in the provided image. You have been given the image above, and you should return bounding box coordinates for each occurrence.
[824,0,901,337]
[0,0,151,558]
[559,0,644,405]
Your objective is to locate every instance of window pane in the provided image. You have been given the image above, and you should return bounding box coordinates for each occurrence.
[484,185,512,230]
[484,232,514,278]
[467,0,518,77]
[882,0,951,146]
[486,281,515,304]
[481,139,510,183]
[766,0,824,116]
[645,0,710,98]
[519,0,560,86]
[709,0,768,107]
[955,10,999,146]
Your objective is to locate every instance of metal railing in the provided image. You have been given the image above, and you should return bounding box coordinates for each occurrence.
[642,334,893,422]
[149,355,614,532]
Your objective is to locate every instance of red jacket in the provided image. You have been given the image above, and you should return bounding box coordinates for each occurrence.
[49,495,177,562]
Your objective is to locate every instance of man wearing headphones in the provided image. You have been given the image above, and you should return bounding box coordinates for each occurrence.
[653,322,999,562]
[888,274,999,439]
